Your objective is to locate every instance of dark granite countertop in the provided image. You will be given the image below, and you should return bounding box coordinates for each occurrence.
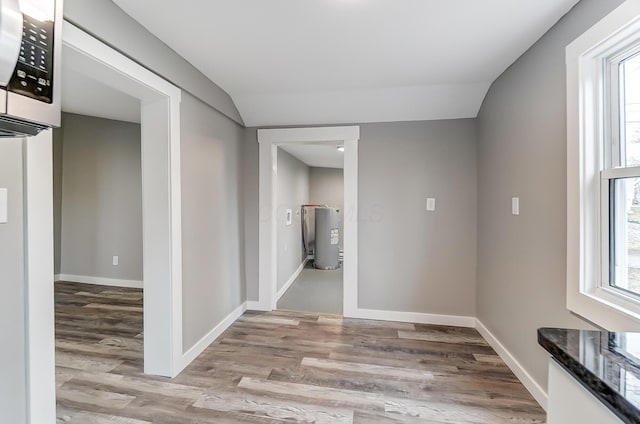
[538,328,640,424]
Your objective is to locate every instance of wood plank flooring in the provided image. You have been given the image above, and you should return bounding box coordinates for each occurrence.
[55,282,546,423]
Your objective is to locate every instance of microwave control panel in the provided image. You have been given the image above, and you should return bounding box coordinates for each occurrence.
[7,14,54,104]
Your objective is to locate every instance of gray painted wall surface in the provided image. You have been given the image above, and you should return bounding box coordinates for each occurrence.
[64,0,249,363]
[476,0,624,391]
[244,120,477,318]
[276,148,310,290]
[309,167,344,250]
[63,0,244,125]
[359,120,477,315]
[243,129,260,301]
[53,125,64,275]
[58,113,143,281]
[180,92,246,350]
[0,6,250,420]
[0,140,26,423]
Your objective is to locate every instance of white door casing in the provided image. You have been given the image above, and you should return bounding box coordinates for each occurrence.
[24,21,184,423]
[257,126,360,315]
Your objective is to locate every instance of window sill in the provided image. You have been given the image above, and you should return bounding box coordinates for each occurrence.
[568,288,640,331]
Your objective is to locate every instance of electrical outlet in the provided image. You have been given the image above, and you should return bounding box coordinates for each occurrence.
[512,197,520,215]
[113,256,119,266]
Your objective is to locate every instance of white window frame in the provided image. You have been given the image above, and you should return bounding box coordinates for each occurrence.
[567,0,640,330]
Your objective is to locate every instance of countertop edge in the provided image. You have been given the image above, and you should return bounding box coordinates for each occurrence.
[537,328,639,424]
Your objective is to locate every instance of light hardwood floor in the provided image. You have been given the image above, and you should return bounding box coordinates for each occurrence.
[55,282,546,423]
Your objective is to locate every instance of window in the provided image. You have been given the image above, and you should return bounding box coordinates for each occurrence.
[604,52,640,297]
[567,1,640,330]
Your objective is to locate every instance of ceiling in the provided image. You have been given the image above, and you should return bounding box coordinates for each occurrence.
[113,0,579,127]
[61,45,141,124]
[279,142,344,169]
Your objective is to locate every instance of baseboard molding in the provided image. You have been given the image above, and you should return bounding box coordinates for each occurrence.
[54,274,143,289]
[475,319,548,411]
[348,309,547,409]
[276,256,310,301]
[179,299,546,411]
[350,307,476,328]
[179,301,248,373]
[246,300,267,311]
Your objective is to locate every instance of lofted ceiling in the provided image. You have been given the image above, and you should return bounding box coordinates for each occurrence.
[279,142,344,169]
[113,0,579,127]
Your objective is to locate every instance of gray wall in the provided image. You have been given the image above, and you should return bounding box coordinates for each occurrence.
[276,148,310,290]
[244,120,478,318]
[180,92,246,350]
[53,124,64,275]
[359,120,477,315]
[0,4,250,421]
[309,167,344,250]
[476,0,624,391]
[243,129,260,301]
[57,113,143,281]
[63,0,249,370]
[0,139,26,423]
[63,0,244,125]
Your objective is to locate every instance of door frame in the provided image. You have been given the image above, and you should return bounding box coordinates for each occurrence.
[257,126,359,315]
[26,21,184,422]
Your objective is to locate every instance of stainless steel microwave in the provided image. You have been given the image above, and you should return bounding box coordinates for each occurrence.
[0,0,62,137]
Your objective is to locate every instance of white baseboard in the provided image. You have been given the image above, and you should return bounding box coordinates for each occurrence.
[179,301,248,372]
[350,307,476,328]
[475,319,548,411]
[54,273,143,289]
[276,256,310,301]
[210,300,546,411]
[246,300,267,311]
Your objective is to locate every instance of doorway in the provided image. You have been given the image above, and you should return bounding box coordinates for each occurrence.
[59,20,183,376]
[257,126,360,316]
[24,22,183,422]
[274,144,345,314]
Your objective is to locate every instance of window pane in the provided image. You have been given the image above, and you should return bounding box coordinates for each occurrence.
[610,177,640,296]
[622,53,640,167]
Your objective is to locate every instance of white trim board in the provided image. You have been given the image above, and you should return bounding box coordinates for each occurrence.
[565,0,640,331]
[63,21,183,378]
[276,256,310,301]
[257,126,359,315]
[23,131,56,424]
[54,274,143,289]
[171,297,548,412]
[350,310,547,409]
[24,22,182,422]
[352,308,476,328]
[258,126,360,144]
[475,319,548,411]
[234,302,548,411]
[246,301,264,311]
[180,302,248,372]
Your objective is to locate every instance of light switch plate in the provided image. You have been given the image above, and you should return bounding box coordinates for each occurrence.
[0,188,7,224]
[512,197,520,215]
[426,197,436,211]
